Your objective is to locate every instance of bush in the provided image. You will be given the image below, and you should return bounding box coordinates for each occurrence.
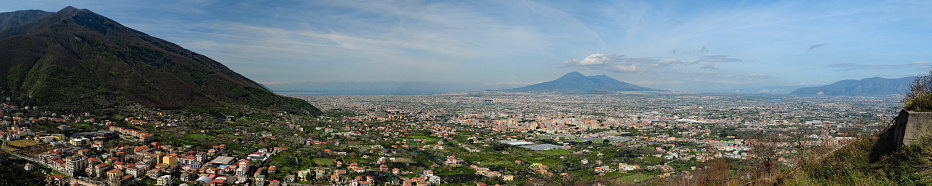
[905,70,932,111]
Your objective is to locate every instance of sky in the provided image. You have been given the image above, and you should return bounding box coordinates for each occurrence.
[2,0,931,93]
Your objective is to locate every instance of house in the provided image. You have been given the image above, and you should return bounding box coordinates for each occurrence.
[107,169,123,180]
[180,172,194,182]
[148,168,164,179]
[156,175,172,186]
[247,152,268,162]
[209,176,228,186]
[359,180,372,186]
[315,168,326,179]
[116,175,135,186]
[125,165,142,178]
[162,154,179,166]
[619,163,640,172]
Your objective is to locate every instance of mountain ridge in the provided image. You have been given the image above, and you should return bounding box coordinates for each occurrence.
[0,7,320,115]
[790,76,914,96]
[507,71,658,93]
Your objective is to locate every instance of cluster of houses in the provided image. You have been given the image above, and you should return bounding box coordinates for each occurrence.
[529,162,552,175]
[28,140,296,186]
[400,170,441,186]
[108,126,155,142]
[469,164,514,181]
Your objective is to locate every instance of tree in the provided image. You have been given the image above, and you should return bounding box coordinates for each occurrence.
[905,70,932,111]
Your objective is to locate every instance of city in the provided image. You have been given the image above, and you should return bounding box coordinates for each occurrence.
[1,92,901,185]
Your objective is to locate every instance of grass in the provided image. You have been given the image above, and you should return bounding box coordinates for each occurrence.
[482,160,513,166]
[313,158,333,166]
[185,134,210,139]
[410,135,440,142]
[784,134,932,185]
[7,140,41,148]
[393,157,414,163]
[615,173,651,183]
[537,149,573,156]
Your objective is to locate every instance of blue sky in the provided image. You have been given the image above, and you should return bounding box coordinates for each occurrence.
[2,0,931,92]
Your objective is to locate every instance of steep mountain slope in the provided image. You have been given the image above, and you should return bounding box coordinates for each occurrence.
[790,77,914,96]
[0,10,50,32]
[0,7,319,115]
[509,72,657,93]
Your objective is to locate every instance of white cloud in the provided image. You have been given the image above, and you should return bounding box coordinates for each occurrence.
[750,73,766,77]
[563,53,615,65]
[657,58,682,65]
[563,53,745,74]
[700,63,719,69]
[694,55,743,63]
[612,65,640,72]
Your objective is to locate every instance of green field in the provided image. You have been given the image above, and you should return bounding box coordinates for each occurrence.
[185,134,210,139]
[537,149,573,155]
[481,160,513,166]
[410,135,440,142]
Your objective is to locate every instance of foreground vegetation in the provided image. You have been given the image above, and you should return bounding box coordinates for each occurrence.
[785,133,932,185]
[650,128,932,185]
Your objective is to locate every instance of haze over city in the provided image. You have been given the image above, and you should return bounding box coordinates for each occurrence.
[3,0,930,93]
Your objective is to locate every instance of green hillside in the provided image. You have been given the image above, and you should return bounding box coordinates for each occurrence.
[0,7,320,115]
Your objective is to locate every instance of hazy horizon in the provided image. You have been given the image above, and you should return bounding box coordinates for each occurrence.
[3,0,930,93]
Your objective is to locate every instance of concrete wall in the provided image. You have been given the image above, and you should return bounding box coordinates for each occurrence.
[870,110,932,161]
[899,110,932,147]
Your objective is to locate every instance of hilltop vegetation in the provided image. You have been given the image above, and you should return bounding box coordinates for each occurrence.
[904,71,932,112]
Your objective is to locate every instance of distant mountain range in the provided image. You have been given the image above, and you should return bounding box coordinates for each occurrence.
[0,7,320,114]
[790,77,914,96]
[507,72,658,93]
[732,85,809,94]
